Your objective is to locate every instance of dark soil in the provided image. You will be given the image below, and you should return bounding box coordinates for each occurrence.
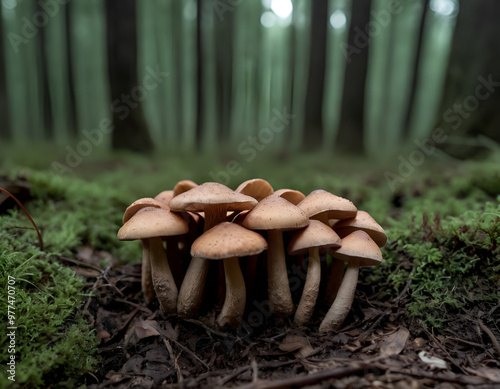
[71,249,500,389]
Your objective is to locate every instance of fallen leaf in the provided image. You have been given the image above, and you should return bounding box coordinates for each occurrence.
[135,319,161,339]
[418,351,448,369]
[280,334,314,358]
[379,326,409,356]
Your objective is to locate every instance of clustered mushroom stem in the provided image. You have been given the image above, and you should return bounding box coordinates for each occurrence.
[319,258,360,333]
[267,229,295,316]
[204,206,228,232]
[294,246,321,326]
[217,257,246,328]
[177,257,210,317]
[149,237,178,314]
[141,239,155,304]
[165,236,183,288]
[325,258,345,305]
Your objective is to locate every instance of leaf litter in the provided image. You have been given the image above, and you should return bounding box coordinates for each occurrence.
[71,246,500,389]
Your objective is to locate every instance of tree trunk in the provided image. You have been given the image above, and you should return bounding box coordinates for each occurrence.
[336,0,372,154]
[303,0,328,150]
[403,0,429,137]
[105,0,153,153]
[436,0,500,157]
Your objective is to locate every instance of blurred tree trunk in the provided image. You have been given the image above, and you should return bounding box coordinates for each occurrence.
[403,0,429,137]
[337,0,371,153]
[195,0,203,150]
[105,0,153,152]
[303,0,328,150]
[37,1,53,140]
[436,0,500,156]
[65,2,78,137]
[0,7,9,140]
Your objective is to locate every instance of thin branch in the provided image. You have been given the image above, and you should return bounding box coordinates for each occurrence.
[0,187,44,250]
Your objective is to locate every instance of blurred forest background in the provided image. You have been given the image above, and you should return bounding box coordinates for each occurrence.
[0,0,499,160]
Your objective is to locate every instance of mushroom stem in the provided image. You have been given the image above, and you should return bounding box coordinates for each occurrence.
[319,258,360,333]
[149,237,178,314]
[267,229,295,316]
[177,207,227,317]
[165,236,183,288]
[325,258,345,304]
[294,247,321,326]
[141,239,155,304]
[204,207,228,231]
[217,257,246,328]
[177,257,210,317]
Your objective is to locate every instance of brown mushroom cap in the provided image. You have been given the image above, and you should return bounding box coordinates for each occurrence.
[191,222,267,259]
[288,220,341,255]
[118,207,189,240]
[122,198,168,223]
[169,182,257,213]
[331,230,382,266]
[154,191,174,206]
[235,178,274,201]
[333,211,387,247]
[173,180,198,197]
[273,188,306,205]
[297,190,357,221]
[242,195,309,231]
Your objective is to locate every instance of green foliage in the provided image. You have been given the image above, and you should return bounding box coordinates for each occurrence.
[0,245,98,388]
[368,190,500,328]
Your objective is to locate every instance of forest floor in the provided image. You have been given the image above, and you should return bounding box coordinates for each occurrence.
[0,146,499,388]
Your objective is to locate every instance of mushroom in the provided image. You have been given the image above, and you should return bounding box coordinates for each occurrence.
[118,207,188,313]
[326,211,387,304]
[121,198,169,303]
[242,195,309,316]
[297,189,357,224]
[319,230,382,333]
[173,180,198,197]
[288,220,341,326]
[235,178,274,201]
[333,210,387,247]
[169,182,258,317]
[297,190,358,305]
[273,188,306,205]
[191,222,268,328]
[154,190,174,205]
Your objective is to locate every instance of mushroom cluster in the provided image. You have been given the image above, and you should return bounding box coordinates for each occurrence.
[117,179,386,332]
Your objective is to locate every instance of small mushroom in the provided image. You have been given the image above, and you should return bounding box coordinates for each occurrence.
[121,198,169,303]
[288,220,341,326]
[242,195,309,316]
[297,190,358,305]
[118,207,188,313]
[154,191,175,205]
[169,182,258,317]
[326,210,386,304]
[333,210,387,247]
[319,230,382,333]
[173,180,198,197]
[235,178,274,201]
[191,222,268,328]
[273,188,306,205]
